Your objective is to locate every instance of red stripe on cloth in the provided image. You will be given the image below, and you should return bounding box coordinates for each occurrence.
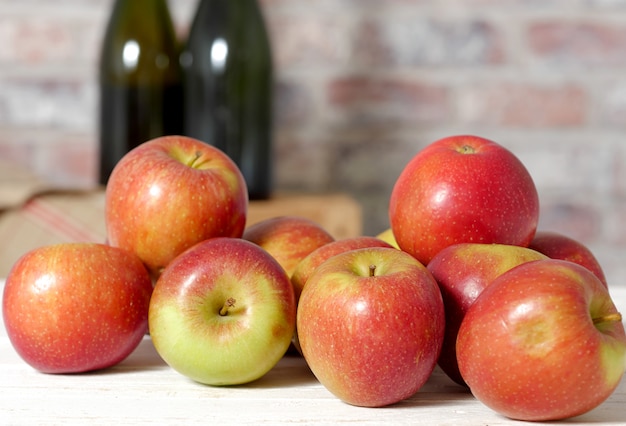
[21,198,104,243]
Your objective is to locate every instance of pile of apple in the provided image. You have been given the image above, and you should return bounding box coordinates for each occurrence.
[3,134,625,422]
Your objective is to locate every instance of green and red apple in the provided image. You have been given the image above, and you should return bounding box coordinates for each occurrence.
[389,135,540,265]
[457,259,626,421]
[427,242,548,386]
[243,215,335,278]
[297,247,445,407]
[374,228,399,249]
[149,237,296,386]
[105,135,248,278]
[2,243,153,373]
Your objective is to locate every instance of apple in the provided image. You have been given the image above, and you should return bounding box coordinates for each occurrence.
[2,243,153,374]
[148,237,296,386]
[297,247,445,407]
[243,215,335,278]
[427,243,548,386]
[105,135,248,278]
[456,259,626,421]
[290,236,393,353]
[529,230,607,288]
[291,236,394,303]
[374,228,399,249]
[389,135,540,265]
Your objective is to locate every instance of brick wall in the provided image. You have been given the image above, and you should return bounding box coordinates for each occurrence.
[1,0,626,287]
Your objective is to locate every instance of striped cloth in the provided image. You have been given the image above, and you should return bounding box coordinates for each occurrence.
[0,161,106,276]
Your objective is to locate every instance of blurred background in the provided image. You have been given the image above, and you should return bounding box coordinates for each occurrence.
[1,0,626,287]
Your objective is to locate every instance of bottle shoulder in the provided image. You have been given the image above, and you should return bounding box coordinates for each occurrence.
[183,0,272,73]
[186,0,270,45]
[100,1,182,83]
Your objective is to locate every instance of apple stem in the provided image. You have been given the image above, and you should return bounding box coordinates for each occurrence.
[369,264,376,277]
[187,151,202,167]
[219,298,236,316]
[593,312,622,325]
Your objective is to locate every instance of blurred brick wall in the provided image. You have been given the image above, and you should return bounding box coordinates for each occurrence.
[1,0,626,287]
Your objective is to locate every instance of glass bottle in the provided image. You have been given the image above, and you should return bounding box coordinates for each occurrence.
[182,0,274,200]
[98,0,183,185]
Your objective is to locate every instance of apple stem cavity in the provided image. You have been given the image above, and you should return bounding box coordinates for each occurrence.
[593,312,622,326]
[458,145,475,155]
[369,264,377,277]
[219,298,237,316]
[187,151,210,169]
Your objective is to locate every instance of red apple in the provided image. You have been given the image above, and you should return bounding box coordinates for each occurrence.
[529,230,607,288]
[291,236,393,303]
[2,243,153,374]
[243,216,335,278]
[105,135,248,278]
[457,259,626,421]
[149,237,296,385]
[297,247,445,407]
[389,135,540,265]
[290,236,393,353]
[427,243,548,386]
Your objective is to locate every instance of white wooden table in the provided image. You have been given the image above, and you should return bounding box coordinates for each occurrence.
[2,280,625,425]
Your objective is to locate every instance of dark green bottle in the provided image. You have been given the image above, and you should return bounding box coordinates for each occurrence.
[98,0,183,185]
[182,0,274,200]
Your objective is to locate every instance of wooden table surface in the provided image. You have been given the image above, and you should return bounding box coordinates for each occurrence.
[1,281,625,425]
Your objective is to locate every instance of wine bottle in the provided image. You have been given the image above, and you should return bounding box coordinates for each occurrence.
[182,0,274,200]
[98,0,183,185]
